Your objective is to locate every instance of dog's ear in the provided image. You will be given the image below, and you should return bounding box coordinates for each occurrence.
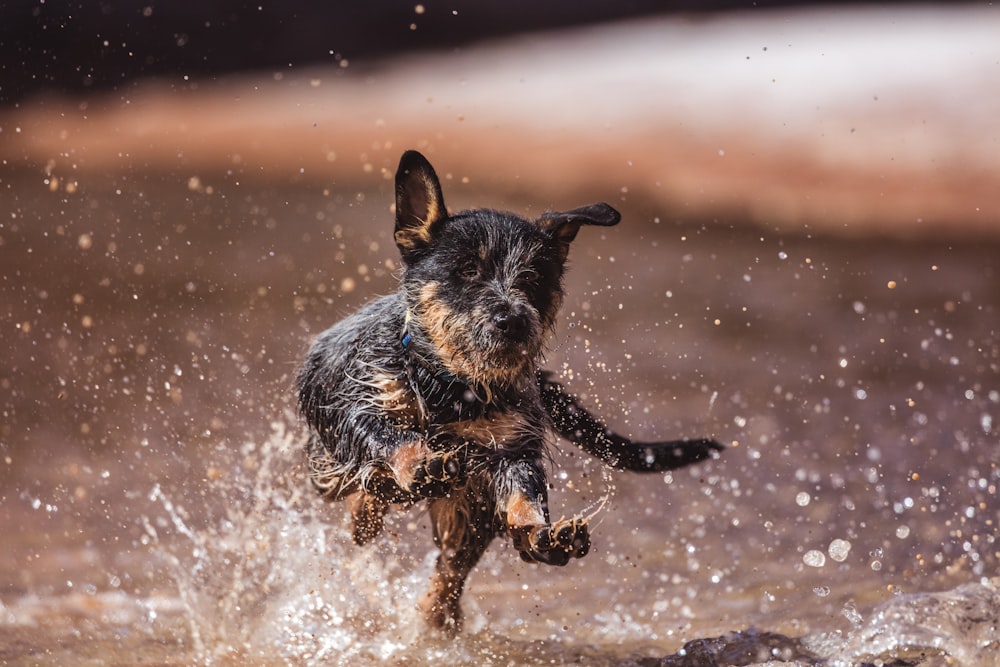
[394,150,447,260]
[536,203,621,249]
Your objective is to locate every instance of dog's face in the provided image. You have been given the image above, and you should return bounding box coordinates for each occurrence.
[393,151,620,388]
[404,210,565,386]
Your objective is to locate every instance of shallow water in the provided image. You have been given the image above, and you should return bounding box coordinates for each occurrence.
[1,169,998,665]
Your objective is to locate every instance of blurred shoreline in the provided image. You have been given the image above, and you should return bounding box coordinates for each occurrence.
[3,5,999,239]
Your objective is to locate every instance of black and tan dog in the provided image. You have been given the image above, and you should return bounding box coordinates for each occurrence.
[297,150,723,635]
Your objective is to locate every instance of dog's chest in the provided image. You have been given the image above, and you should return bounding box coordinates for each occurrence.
[374,364,545,452]
[433,410,543,453]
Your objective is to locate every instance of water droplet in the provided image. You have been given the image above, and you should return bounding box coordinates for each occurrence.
[828,539,852,562]
[842,601,863,626]
[803,550,826,567]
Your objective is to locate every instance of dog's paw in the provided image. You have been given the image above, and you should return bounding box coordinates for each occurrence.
[409,450,464,498]
[512,517,590,566]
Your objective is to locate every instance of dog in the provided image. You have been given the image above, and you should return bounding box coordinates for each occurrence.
[297,150,723,635]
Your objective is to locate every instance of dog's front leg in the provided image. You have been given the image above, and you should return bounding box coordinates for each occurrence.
[495,455,591,566]
[347,436,466,545]
[308,419,465,545]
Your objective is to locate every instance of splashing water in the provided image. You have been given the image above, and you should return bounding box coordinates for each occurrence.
[141,421,439,664]
[635,581,1000,667]
[138,420,626,666]
[134,419,1000,667]
[816,579,1000,667]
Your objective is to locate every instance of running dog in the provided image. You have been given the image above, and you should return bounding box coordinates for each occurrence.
[297,150,723,634]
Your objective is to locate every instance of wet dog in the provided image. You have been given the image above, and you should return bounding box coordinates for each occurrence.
[297,150,723,635]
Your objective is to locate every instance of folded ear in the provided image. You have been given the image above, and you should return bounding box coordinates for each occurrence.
[394,150,447,260]
[536,203,621,246]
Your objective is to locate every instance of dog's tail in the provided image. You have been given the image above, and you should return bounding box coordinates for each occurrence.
[538,371,724,472]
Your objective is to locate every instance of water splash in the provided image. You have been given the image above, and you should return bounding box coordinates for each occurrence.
[806,578,1000,667]
[141,420,441,664]
[136,419,1000,666]
[133,413,647,666]
[642,583,1000,667]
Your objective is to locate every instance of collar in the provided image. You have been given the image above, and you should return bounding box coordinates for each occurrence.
[401,308,414,349]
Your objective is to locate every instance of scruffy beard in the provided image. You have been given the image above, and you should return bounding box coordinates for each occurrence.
[411,283,549,390]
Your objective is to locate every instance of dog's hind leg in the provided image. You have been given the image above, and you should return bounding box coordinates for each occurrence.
[347,492,389,545]
[420,493,495,636]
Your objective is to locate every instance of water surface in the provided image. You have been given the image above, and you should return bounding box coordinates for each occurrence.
[1,169,998,665]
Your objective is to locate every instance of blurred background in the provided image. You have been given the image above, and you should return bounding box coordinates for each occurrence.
[3,0,999,234]
[1,2,999,665]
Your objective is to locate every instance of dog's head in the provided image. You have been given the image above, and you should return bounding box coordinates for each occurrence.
[394,150,620,389]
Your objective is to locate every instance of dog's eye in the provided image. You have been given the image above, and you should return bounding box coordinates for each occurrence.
[514,267,541,290]
[457,259,480,280]
[518,268,540,285]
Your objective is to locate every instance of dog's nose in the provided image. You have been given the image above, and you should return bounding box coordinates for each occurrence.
[492,312,512,331]
[492,311,528,338]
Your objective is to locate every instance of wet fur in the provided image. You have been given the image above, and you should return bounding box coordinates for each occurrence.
[297,150,723,635]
